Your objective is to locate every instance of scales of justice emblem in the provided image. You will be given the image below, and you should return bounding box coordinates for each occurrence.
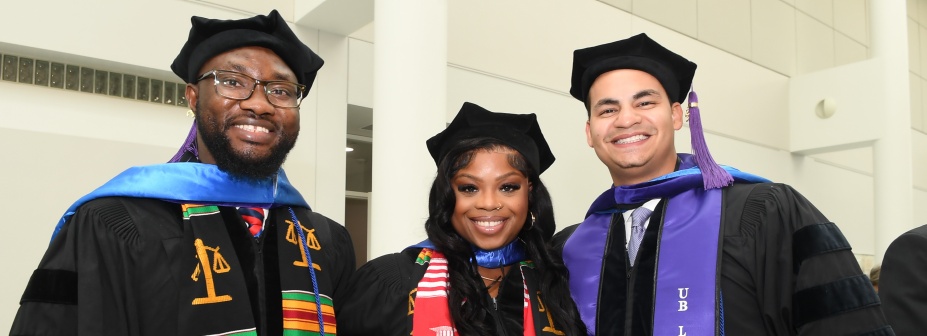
[190,238,232,305]
[187,218,323,306]
[285,219,322,270]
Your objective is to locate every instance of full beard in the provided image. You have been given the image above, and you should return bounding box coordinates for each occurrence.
[197,111,298,181]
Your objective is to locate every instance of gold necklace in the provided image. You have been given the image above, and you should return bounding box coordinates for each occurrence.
[479,274,503,288]
[479,274,502,282]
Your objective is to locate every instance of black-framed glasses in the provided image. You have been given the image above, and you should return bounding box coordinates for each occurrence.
[196,69,306,108]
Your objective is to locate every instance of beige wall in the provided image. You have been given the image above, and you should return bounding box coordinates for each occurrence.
[598,0,871,76]
[907,1,927,197]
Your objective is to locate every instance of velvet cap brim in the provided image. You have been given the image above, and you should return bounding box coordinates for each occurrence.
[570,33,696,106]
[171,9,323,88]
[427,102,555,174]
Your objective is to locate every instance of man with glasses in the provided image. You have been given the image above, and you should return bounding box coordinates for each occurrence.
[11,10,355,336]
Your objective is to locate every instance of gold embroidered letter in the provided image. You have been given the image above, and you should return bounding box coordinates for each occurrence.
[408,288,417,315]
[537,291,565,335]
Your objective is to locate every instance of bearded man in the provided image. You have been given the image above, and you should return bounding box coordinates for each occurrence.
[11,10,354,336]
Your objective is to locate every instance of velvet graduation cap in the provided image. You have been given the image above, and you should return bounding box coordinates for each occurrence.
[168,10,324,163]
[569,33,732,189]
[170,9,323,87]
[427,102,555,175]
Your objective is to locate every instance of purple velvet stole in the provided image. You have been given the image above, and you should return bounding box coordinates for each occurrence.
[562,190,621,332]
[563,154,767,335]
[654,187,721,336]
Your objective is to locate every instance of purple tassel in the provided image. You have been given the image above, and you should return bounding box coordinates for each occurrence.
[687,90,733,189]
[168,120,199,163]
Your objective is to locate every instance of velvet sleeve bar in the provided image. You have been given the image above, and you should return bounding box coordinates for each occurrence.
[720,183,893,336]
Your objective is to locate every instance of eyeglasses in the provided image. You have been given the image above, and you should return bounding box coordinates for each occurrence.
[196,69,306,108]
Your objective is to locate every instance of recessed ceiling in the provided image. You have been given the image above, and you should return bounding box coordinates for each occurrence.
[347,104,372,138]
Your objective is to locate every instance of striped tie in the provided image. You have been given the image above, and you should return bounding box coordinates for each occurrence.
[627,207,652,266]
[239,207,265,237]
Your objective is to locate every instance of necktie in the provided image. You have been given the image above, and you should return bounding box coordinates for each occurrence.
[239,207,265,237]
[627,207,652,266]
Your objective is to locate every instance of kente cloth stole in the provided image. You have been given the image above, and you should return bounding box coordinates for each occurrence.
[562,154,769,335]
[410,249,567,336]
[179,204,336,336]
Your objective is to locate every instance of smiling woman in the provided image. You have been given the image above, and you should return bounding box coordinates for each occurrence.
[337,102,587,336]
[450,147,530,251]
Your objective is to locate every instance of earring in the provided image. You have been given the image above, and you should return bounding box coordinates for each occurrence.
[528,213,536,230]
[186,109,195,118]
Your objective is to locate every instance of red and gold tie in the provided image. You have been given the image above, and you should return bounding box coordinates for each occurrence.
[239,207,265,237]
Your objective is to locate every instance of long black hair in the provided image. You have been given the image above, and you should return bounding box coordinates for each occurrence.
[424,137,586,335]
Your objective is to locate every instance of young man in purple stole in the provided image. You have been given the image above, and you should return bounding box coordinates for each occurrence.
[552,33,894,335]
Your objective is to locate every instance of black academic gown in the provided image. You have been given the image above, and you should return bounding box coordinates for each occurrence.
[336,247,568,336]
[11,197,355,336]
[552,183,893,336]
[879,223,927,336]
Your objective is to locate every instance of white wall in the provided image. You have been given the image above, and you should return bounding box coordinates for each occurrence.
[915,188,927,224]
[0,79,189,331]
